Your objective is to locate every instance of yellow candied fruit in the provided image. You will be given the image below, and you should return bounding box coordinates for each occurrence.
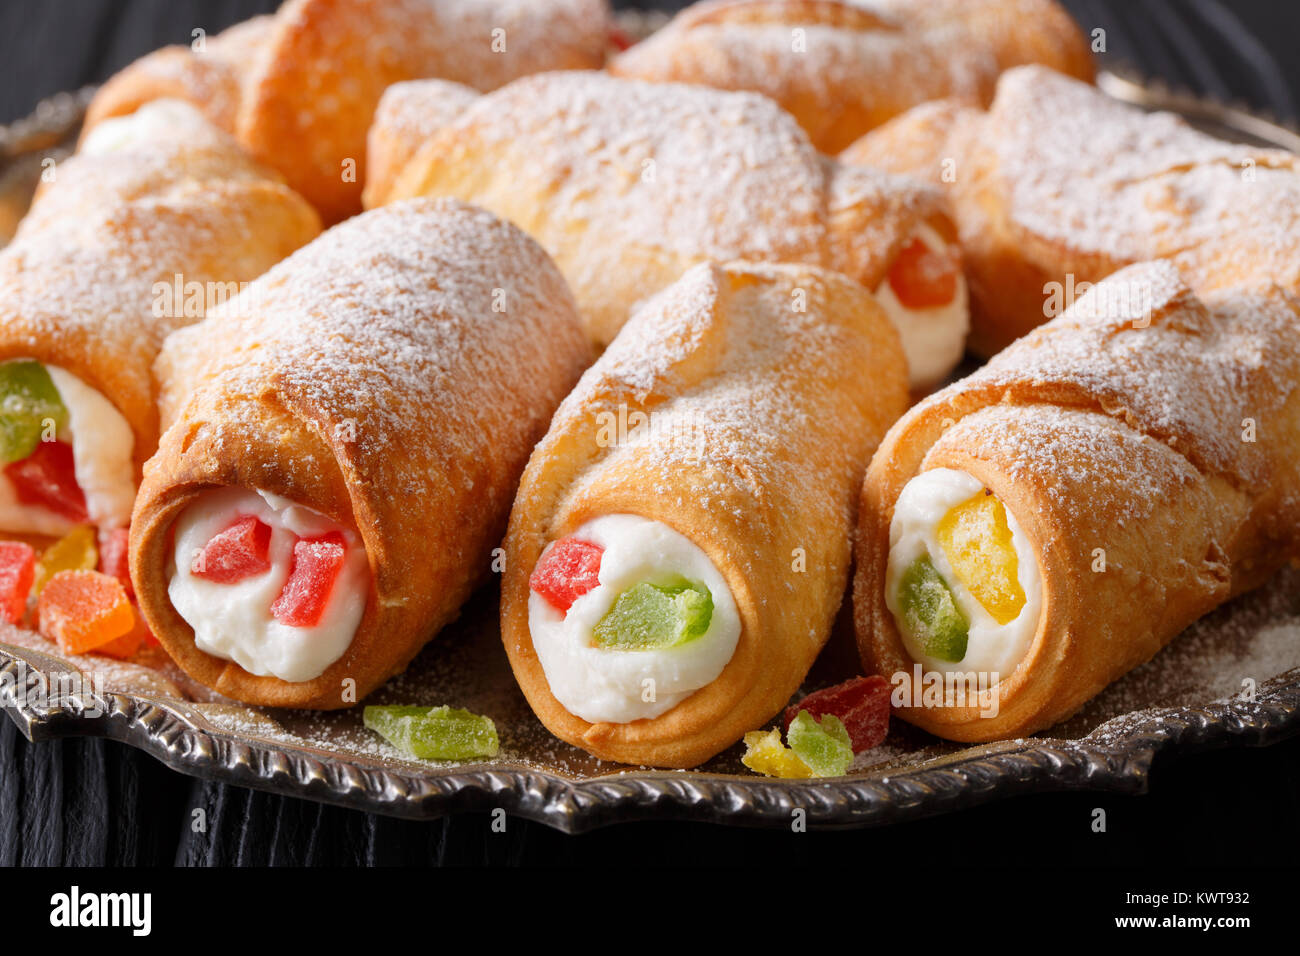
[741,728,812,779]
[936,492,1026,625]
[33,525,98,596]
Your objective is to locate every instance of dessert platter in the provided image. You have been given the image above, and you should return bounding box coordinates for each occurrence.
[0,1,1296,833]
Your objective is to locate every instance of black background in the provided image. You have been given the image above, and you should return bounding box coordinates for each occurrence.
[0,0,1298,868]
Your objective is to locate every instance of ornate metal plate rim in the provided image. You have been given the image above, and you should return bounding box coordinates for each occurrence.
[2,641,1295,833]
[0,57,1298,834]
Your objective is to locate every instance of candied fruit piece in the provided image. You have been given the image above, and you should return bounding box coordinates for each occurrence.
[37,569,134,655]
[33,525,98,595]
[783,675,891,752]
[4,440,87,523]
[592,579,712,650]
[898,555,968,662]
[936,492,1026,625]
[887,237,960,309]
[93,615,148,660]
[0,540,36,625]
[741,728,812,779]
[529,537,604,613]
[787,710,854,777]
[0,360,68,464]
[270,531,346,627]
[98,526,132,599]
[363,705,499,760]
[191,515,272,584]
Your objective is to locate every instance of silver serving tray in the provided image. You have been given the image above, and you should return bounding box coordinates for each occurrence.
[1,64,1297,833]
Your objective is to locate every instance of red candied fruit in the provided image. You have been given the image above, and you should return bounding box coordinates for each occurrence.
[887,237,960,310]
[192,515,272,583]
[98,526,132,599]
[0,540,36,625]
[529,537,604,613]
[783,675,892,753]
[270,532,347,628]
[4,440,88,523]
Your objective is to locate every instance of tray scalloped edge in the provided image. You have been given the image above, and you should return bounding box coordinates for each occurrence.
[1,46,1299,834]
[2,640,1295,833]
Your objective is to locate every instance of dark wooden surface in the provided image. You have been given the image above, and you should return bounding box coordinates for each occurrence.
[0,0,1297,866]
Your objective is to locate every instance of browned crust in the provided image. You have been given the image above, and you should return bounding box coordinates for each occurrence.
[81,16,275,136]
[361,79,481,211]
[500,261,908,767]
[840,67,1300,356]
[853,263,1300,741]
[611,0,1094,154]
[84,0,613,223]
[0,126,319,475]
[372,72,955,350]
[131,199,592,709]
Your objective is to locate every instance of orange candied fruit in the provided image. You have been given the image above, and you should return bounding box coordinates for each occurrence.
[36,569,135,656]
[92,616,149,660]
[887,237,960,310]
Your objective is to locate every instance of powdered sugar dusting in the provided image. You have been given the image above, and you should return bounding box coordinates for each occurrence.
[921,261,1300,489]
[0,102,316,447]
[458,71,827,260]
[988,67,1300,292]
[613,0,1091,152]
[392,70,942,345]
[158,197,586,505]
[1058,565,1300,739]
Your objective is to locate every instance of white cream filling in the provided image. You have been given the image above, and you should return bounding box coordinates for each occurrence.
[885,468,1042,680]
[81,99,210,155]
[528,514,741,724]
[168,487,369,683]
[0,363,135,535]
[873,224,970,391]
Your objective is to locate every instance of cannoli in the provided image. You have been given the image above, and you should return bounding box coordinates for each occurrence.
[0,100,319,539]
[370,70,969,389]
[611,0,1094,154]
[840,66,1300,356]
[854,260,1300,742]
[500,259,908,767]
[130,199,590,708]
[82,0,614,223]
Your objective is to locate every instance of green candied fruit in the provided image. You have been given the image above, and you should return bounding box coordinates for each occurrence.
[0,360,68,464]
[899,555,969,663]
[787,710,854,777]
[592,579,713,650]
[362,705,499,761]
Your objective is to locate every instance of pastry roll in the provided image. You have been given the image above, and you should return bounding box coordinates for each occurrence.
[500,260,908,767]
[130,199,590,708]
[0,100,319,538]
[611,0,1094,154]
[371,70,969,389]
[841,65,1300,356]
[855,261,1300,742]
[83,0,613,223]
[363,79,480,213]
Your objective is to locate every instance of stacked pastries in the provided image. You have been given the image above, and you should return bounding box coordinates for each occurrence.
[842,66,1300,354]
[613,0,1094,153]
[368,70,970,388]
[0,101,319,537]
[84,0,613,222]
[1,0,1294,768]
